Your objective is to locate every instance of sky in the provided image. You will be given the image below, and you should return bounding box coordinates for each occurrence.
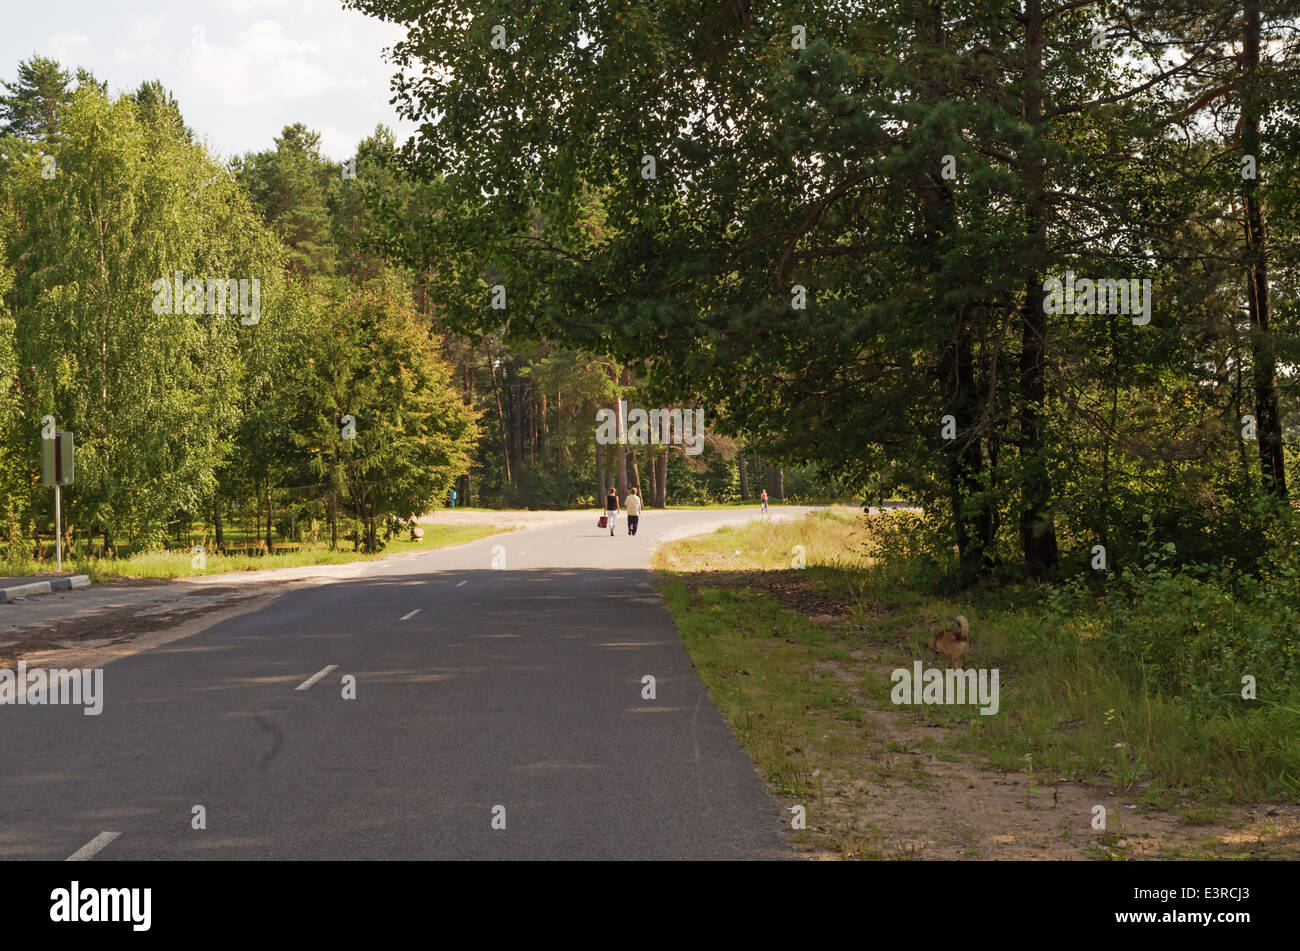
[0,0,416,162]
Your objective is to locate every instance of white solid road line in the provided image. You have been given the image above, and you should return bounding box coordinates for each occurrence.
[66,831,120,861]
[400,609,422,621]
[295,665,339,691]
[456,580,468,587]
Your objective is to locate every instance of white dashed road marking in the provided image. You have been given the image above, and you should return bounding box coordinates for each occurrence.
[295,665,338,691]
[67,831,120,861]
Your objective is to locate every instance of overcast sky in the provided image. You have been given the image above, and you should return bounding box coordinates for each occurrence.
[0,0,416,162]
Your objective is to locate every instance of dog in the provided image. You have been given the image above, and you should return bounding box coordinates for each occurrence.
[930,615,970,668]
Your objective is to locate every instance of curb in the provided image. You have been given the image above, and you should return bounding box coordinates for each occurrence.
[0,575,91,603]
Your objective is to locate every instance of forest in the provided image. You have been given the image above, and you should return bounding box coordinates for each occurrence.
[338,0,1299,586]
[1,0,1298,589]
[0,56,818,565]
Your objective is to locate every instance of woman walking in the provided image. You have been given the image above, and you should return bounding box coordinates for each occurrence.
[605,485,620,536]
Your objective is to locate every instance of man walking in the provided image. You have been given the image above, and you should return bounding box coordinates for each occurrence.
[625,486,642,536]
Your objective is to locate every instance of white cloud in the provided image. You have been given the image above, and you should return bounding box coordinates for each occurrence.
[212,0,299,15]
[44,32,91,65]
[5,1,414,159]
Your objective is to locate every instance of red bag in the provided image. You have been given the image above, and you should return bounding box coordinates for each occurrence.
[597,516,608,528]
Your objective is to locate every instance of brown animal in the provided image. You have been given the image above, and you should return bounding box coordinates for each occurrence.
[930,615,970,668]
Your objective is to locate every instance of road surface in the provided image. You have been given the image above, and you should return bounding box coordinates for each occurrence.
[0,507,815,860]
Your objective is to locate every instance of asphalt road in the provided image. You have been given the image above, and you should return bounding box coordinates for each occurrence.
[0,507,815,860]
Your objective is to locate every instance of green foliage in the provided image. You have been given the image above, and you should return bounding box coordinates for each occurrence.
[1044,513,1300,705]
[858,508,959,593]
[0,78,481,560]
[346,0,1300,581]
[235,122,338,280]
[0,55,72,141]
[3,83,268,547]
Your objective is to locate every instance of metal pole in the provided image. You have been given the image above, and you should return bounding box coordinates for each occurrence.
[55,482,62,571]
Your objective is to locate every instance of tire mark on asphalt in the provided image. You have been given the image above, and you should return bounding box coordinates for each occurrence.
[253,714,284,772]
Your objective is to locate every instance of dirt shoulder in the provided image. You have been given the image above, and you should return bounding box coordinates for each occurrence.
[0,581,298,669]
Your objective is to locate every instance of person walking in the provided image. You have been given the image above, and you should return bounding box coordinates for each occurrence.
[625,486,642,536]
[760,488,769,514]
[605,485,619,536]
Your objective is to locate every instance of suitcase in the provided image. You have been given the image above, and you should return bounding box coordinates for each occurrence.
[597,515,608,528]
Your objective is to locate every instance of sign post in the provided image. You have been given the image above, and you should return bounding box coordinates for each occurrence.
[41,428,74,572]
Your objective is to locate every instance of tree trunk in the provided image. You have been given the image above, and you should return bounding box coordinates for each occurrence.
[538,390,547,469]
[555,389,564,479]
[213,491,224,548]
[329,485,337,552]
[942,323,994,581]
[329,422,339,550]
[597,444,606,506]
[629,449,641,492]
[654,453,668,508]
[524,379,534,469]
[510,368,524,475]
[738,454,749,499]
[1017,0,1059,576]
[265,483,273,551]
[617,368,631,498]
[1242,0,1286,499]
[647,451,658,506]
[766,464,784,501]
[918,0,995,581]
[490,352,513,487]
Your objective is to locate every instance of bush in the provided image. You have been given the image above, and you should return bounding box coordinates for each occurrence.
[1042,514,1300,705]
[857,507,958,592]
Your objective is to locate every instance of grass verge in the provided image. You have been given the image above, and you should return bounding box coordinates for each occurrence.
[653,507,1300,860]
[3,523,508,582]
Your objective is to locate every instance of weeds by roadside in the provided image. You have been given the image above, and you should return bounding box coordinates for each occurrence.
[653,507,1300,859]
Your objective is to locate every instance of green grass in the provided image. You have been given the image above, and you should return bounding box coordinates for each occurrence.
[653,507,1300,857]
[4,523,509,581]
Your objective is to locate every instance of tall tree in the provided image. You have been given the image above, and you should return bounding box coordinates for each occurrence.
[236,123,338,280]
[4,84,281,550]
[0,56,72,141]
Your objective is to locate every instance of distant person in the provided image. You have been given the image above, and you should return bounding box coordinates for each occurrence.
[605,485,619,536]
[760,489,769,514]
[625,486,642,536]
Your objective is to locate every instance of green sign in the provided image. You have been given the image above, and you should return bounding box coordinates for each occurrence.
[41,432,74,486]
